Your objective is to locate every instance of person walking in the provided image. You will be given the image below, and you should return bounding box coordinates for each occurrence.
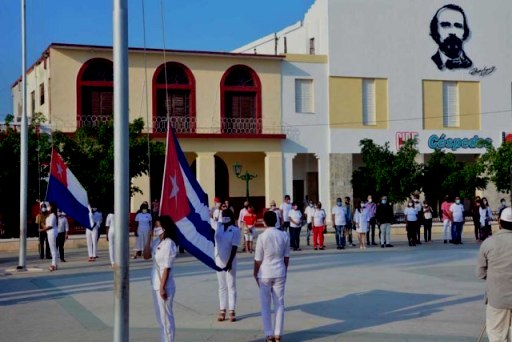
[376,196,394,248]
[422,201,433,243]
[441,195,453,243]
[56,210,69,262]
[331,197,347,250]
[144,215,178,342]
[87,205,102,261]
[133,202,152,259]
[42,202,59,271]
[312,202,327,250]
[450,196,465,245]
[279,195,292,233]
[254,211,290,342]
[479,197,493,241]
[366,195,378,246]
[476,207,512,342]
[404,201,419,247]
[105,209,115,267]
[36,202,51,259]
[214,209,240,323]
[344,197,356,247]
[354,201,369,250]
[288,202,303,251]
[304,200,315,246]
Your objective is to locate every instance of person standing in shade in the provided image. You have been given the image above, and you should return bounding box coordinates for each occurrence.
[279,195,292,232]
[344,197,356,247]
[441,195,453,243]
[354,201,369,250]
[133,202,152,259]
[254,211,290,342]
[56,210,69,262]
[87,205,102,261]
[144,215,178,342]
[331,197,347,250]
[479,197,493,241]
[450,196,465,245]
[366,195,378,246]
[151,198,160,220]
[36,202,51,259]
[288,202,303,251]
[422,201,433,243]
[376,196,394,248]
[214,209,240,323]
[105,209,115,267]
[404,201,419,247]
[476,207,512,342]
[312,202,327,250]
[42,202,59,271]
[304,200,315,246]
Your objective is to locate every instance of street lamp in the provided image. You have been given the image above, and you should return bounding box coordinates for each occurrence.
[233,161,257,200]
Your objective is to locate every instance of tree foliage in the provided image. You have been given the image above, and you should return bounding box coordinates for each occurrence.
[482,141,512,194]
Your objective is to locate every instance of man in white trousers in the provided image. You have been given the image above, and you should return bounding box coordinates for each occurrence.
[477,207,512,342]
[87,205,102,262]
[254,210,290,342]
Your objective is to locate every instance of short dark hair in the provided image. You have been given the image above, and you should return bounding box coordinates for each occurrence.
[263,210,277,227]
[222,209,235,226]
[430,4,470,44]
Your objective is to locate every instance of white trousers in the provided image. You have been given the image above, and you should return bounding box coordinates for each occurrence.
[86,227,98,258]
[152,287,176,342]
[217,261,237,311]
[259,277,286,337]
[487,304,512,342]
[379,223,391,245]
[135,227,151,251]
[108,229,115,265]
[443,219,451,240]
[47,229,58,267]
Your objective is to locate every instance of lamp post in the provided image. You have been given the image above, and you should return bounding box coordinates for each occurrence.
[233,162,257,200]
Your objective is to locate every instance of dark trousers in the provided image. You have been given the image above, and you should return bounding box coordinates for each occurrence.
[406,221,418,244]
[335,225,346,247]
[473,219,480,240]
[306,223,312,245]
[416,222,422,243]
[57,232,66,260]
[39,231,51,259]
[289,226,302,250]
[282,221,290,233]
[423,219,432,242]
[345,223,353,244]
[451,221,464,244]
[366,218,377,244]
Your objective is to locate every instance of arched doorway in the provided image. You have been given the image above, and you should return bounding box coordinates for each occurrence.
[215,156,229,201]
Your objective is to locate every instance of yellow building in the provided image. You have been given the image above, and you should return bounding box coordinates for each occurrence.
[11,43,285,212]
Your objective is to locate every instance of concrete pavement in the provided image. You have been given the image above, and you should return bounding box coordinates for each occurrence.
[0,232,489,341]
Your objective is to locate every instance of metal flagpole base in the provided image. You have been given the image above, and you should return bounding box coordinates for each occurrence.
[5,266,44,275]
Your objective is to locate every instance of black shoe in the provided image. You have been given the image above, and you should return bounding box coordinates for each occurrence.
[60,259,66,262]
[412,243,416,246]
[444,240,447,244]
[416,241,422,245]
[340,246,345,250]
[372,242,378,246]
[386,244,394,248]
[408,242,412,246]
[381,245,385,248]
[336,246,341,250]
[46,257,52,260]
[350,243,356,247]
[459,242,463,245]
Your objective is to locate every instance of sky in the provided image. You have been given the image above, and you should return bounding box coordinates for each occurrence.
[0,0,315,120]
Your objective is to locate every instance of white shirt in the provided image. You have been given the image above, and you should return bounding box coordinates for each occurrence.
[404,207,418,221]
[353,208,369,230]
[255,227,290,279]
[305,206,315,224]
[105,213,114,231]
[211,207,221,228]
[238,208,248,227]
[135,212,152,230]
[313,209,326,227]
[45,213,57,235]
[331,205,347,226]
[151,238,177,291]
[289,209,302,228]
[214,223,241,268]
[479,206,492,226]
[57,216,69,233]
[279,202,292,222]
[450,203,465,222]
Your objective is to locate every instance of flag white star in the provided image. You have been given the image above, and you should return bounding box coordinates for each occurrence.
[56,163,64,176]
[169,173,179,201]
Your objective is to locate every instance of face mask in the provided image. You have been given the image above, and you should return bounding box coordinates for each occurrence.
[309,203,313,207]
[215,203,221,208]
[368,199,372,203]
[408,203,413,207]
[42,208,47,213]
[483,201,488,204]
[153,227,164,236]
[271,205,276,209]
[336,202,342,206]
[456,200,460,204]
[361,205,365,209]
[142,209,147,213]
[381,200,387,204]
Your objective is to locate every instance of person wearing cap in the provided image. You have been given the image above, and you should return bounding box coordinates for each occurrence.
[476,207,512,341]
[214,209,241,323]
[268,200,281,230]
[254,210,290,342]
[279,195,292,232]
[56,210,69,262]
[35,202,51,259]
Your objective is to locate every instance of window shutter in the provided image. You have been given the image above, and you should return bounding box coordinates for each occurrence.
[295,79,314,113]
[443,82,459,127]
[362,79,376,125]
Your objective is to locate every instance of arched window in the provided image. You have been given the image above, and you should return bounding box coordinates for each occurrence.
[76,58,114,128]
[152,62,196,133]
[220,65,262,134]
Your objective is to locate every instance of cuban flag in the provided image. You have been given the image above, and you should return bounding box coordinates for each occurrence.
[46,149,91,229]
[160,125,221,271]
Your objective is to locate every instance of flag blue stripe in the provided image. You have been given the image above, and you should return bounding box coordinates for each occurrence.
[185,204,215,243]
[176,229,221,271]
[46,175,91,228]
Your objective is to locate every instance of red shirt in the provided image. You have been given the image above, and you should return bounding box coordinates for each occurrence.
[243,213,257,227]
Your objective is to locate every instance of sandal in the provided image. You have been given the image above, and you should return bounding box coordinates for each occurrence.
[275,337,281,342]
[229,310,236,322]
[265,336,275,342]
[217,310,226,322]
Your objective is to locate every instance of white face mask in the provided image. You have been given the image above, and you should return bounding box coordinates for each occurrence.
[154,227,164,236]
[368,199,372,203]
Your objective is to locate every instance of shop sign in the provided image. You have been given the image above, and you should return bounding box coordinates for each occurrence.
[396,131,419,149]
[428,134,492,151]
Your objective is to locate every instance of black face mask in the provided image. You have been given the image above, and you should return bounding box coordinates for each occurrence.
[440,34,463,59]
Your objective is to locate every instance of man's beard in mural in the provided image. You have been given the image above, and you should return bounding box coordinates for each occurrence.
[439,34,463,59]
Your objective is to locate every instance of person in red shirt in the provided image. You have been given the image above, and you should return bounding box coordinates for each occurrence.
[243,206,257,253]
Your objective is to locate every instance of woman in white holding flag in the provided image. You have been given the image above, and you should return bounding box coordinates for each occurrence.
[144,215,178,342]
[42,202,59,272]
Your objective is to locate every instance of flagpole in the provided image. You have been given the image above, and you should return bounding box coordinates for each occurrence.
[17,0,28,271]
[113,0,129,341]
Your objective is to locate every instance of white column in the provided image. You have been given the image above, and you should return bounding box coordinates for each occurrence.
[316,154,331,225]
[196,152,216,207]
[265,152,284,207]
[283,153,296,199]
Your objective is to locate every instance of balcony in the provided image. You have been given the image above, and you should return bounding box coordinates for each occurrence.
[153,116,196,134]
[221,117,262,134]
[77,114,112,128]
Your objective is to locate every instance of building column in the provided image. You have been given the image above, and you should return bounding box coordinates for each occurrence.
[283,153,296,199]
[265,152,284,207]
[316,154,331,222]
[329,153,353,205]
[196,152,216,207]
[131,174,151,213]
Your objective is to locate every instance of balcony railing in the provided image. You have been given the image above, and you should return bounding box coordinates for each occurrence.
[77,114,112,128]
[221,117,262,134]
[153,116,196,134]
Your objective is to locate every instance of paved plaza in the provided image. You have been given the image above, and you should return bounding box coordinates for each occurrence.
[0,231,489,341]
